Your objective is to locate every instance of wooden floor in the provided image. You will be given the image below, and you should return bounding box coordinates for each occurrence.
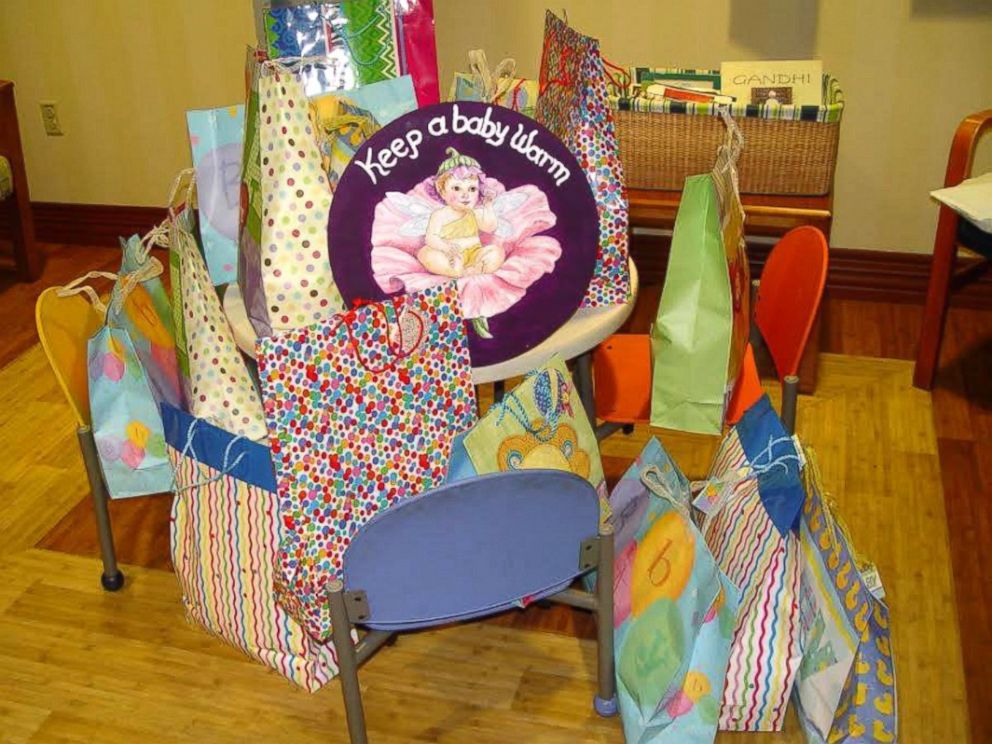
[1,243,989,742]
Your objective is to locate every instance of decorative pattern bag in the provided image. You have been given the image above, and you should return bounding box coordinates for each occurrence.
[163,403,355,692]
[170,194,266,440]
[186,104,244,286]
[254,61,344,332]
[460,355,604,487]
[59,251,180,499]
[263,0,439,106]
[536,11,631,308]
[609,438,740,743]
[695,395,805,731]
[651,111,750,435]
[449,50,539,118]
[796,447,898,744]
[256,282,476,640]
[237,47,270,337]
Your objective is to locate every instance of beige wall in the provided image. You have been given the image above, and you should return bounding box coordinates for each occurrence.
[0,1,255,207]
[1,0,990,252]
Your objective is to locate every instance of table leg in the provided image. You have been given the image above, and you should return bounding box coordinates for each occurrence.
[574,352,595,426]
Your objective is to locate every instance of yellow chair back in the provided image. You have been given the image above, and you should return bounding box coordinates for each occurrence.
[35,286,106,427]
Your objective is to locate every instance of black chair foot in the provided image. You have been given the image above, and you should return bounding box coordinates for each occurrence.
[101,570,125,592]
[622,424,634,435]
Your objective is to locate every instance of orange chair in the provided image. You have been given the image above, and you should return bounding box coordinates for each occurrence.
[913,110,992,390]
[594,225,829,436]
[35,286,125,590]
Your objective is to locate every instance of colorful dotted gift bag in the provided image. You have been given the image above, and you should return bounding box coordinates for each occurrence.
[170,196,267,441]
[256,282,476,641]
[163,403,356,692]
[254,60,345,334]
[608,438,740,743]
[536,11,631,308]
[58,251,180,499]
[694,395,805,731]
[795,447,897,743]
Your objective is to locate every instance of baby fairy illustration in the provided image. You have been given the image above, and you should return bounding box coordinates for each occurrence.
[420,148,510,278]
[371,147,561,339]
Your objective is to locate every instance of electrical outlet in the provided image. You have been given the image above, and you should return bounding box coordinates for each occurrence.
[39,101,64,136]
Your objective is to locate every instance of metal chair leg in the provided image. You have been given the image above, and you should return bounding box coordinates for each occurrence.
[76,426,124,591]
[493,379,505,404]
[781,375,800,435]
[329,580,368,744]
[593,524,617,717]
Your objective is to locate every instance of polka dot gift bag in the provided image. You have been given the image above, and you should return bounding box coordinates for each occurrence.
[256,281,477,641]
[169,177,267,440]
[536,11,631,308]
[253,59,345,333]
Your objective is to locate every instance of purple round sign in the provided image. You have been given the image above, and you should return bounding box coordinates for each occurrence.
[328,101,597,367]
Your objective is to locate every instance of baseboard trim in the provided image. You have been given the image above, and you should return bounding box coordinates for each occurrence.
[630,232,992,309]
[5,201,990,309]
[31,201,168,247]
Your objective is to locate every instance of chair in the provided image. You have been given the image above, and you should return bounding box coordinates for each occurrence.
[593,225,829,436]
[0,80,42,281]
[913,109,992,390]
[35,287,124,590]
[326,469,617,743]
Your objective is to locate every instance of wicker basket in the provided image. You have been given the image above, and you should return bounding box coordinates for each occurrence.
[611,70,844,196]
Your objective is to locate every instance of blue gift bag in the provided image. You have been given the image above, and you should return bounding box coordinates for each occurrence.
[610,438,740,743]
[186,105,244,285]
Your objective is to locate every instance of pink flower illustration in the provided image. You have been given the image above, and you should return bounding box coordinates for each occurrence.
[369,149,562,332]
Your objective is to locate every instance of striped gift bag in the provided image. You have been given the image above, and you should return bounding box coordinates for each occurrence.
[695,395,806,731]
[163,403,354,692]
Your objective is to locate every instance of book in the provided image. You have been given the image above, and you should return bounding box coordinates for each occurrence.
[644,83,735,105]
[719,60,823,107]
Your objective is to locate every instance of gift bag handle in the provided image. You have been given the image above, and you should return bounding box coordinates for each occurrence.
[56,271,120,316]
[467,49,518,104]
[639,464,692,520]
[341,296,426,375]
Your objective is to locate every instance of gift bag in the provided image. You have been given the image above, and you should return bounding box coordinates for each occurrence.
[170,191,266,440]
[795,448,897,744]
[313,75,417,127]
[793,457,859,740]
[695,395,805,731]
[650,112,750,435]
[118,230,183,409]
[448,355,609,523]
[462,356,603,486]
[536,11,630,308]
[253,60,344,333]
[263,0,439,106]
[59,256,180,499]
[162,403,355,691]
[449,50,539,118]
[186,104,244,286]
[609,438,740,743]
[237,47,270,337]
[256,282,476,640]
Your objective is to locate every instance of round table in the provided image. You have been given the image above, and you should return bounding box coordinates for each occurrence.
[223,259,639,419]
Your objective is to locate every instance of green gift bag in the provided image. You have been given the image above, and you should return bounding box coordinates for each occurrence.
[650,112,750,434]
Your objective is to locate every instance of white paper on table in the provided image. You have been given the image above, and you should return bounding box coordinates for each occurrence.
[931,171,992,234]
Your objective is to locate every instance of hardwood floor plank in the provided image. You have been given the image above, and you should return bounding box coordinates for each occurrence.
[2,244,989,742]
